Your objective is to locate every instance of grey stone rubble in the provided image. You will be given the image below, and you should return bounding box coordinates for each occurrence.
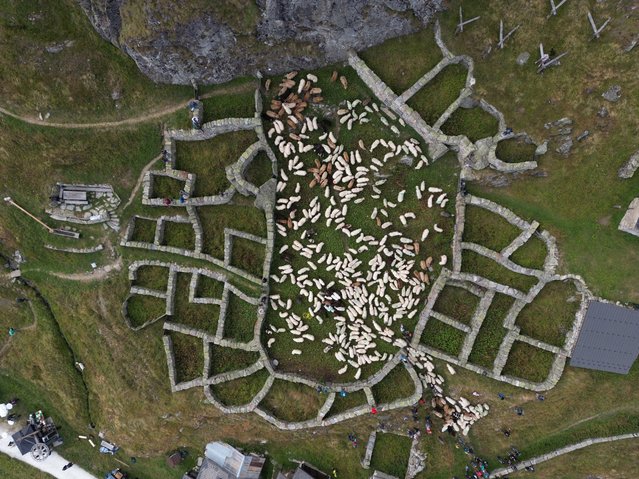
[412,192,593,391]
[370,472,399,479]
[602,84,622,102]
[618,149,639,179]
[361,431,376,469]
[405,436,427,479]
[44,244,104,254]
[516,52,530,65]
[491,432,639,477]
[544,117,574,156]
[347,20,542,178]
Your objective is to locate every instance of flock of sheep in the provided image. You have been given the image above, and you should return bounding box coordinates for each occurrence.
[264,71,454,382]
[261,70,490,434]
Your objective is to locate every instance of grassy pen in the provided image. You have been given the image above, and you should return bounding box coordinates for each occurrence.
[161,221,195,250]
[461,250,539,293]
[230,236,265,277]
[467,294,514,369]
[209,345,259,375]
[326,390,369,418]
[432,285,481,325]
[502,341,554,383]
[463,205,522,252]
[406,64,467,126]
[495,137,538,163]
[244,150,274,187]
[515,281,580,347]
[168,331,204,383]
[195,275,225,299]
[170,273,219,334]
[441,107,499,141]
[175,130,257,197]
[371,366,417,404]
[421,320,466,357]
[223,292,258,343]
[260,380,322,423]
[126,294,166,328]
[509,234,548,270]
[209,369,270,406]
[132,265,170,291]
[199,204,267,259]
[369,433,412,478]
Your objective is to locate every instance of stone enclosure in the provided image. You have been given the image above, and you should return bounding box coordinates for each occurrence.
[119,22,593,430]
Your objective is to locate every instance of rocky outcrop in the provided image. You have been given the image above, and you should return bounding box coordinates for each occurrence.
[76,0,443,85]
[618,149,639,179]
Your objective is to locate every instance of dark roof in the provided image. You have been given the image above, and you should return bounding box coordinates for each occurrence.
[570,301,639,374]
[197,459,233,479]
[295,463,331,479]
[11,424,38,455]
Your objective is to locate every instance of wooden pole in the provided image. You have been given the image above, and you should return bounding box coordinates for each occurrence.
[548,0,568,19]
[456,7,480,34]
[4,198,54,233]
[588,11,610,39]
[499,22,520,49]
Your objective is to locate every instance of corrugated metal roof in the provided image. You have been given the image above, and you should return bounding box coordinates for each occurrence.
[570,301,639,374]
[202,442,264,479]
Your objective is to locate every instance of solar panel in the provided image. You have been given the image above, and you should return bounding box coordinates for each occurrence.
[570,301,639,374]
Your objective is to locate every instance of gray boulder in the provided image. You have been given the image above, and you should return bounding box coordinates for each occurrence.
[618,150,639,179]
[602,85,622,102]
[76,0,444,85]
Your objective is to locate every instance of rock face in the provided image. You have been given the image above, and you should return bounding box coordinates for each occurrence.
[76,0,444,85]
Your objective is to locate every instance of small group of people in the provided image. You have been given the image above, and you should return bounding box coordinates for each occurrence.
[497,446,522,467]
[463,456,490,479]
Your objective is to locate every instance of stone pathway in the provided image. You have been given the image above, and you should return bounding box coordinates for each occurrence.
[491,432,639,477]
[0,82,255,130]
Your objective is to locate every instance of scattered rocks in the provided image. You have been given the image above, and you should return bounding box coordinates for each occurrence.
[45,40,74,54]
[602,85,622,102]
[535,141,548,156]
[399,155,414,167]
[576,130,590,142]
[544,117,572,129]
[597,106,609,118]
[516,52,530,65]
[618,150,639,179]
[545,118,573,156]
[555,137,573,156]
[624,36,638,53]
